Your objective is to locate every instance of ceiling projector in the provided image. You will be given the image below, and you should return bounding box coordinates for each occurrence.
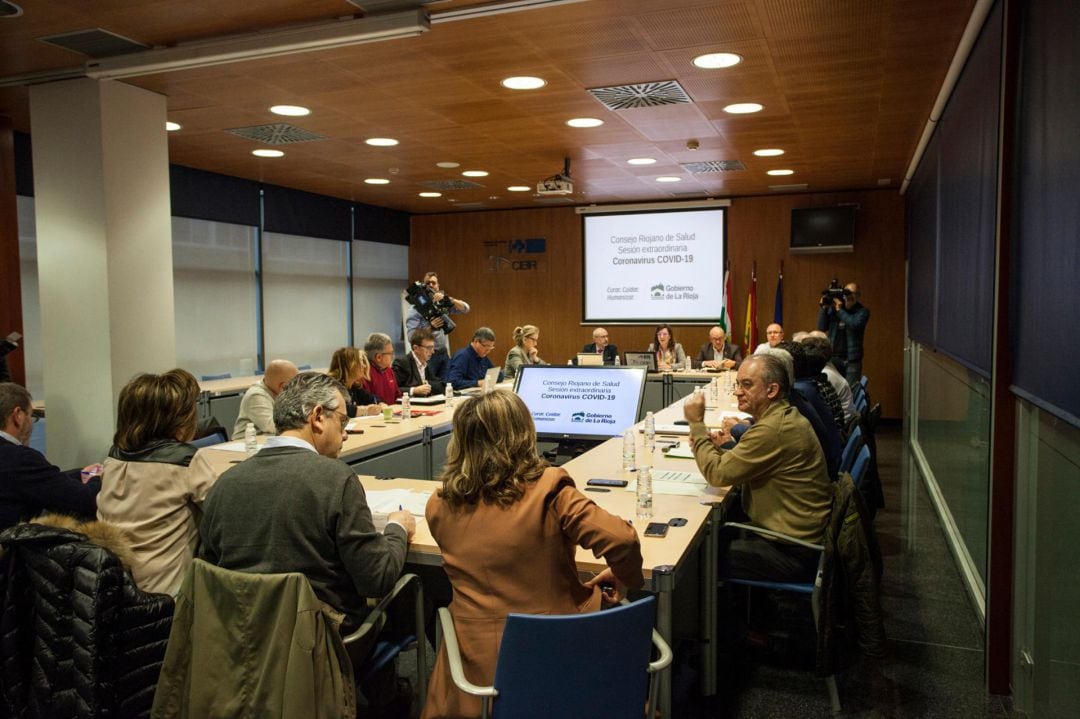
[537,174,573,195]
[538,157,574,195]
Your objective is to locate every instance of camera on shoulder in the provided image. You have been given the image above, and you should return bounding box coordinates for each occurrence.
[819,278,847,307]
[405,281,456,334]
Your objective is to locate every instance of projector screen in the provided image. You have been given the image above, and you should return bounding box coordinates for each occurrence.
[513,365,647,442]
[583,206,726,323]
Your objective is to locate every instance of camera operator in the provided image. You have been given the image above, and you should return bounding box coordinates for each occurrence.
[405,272,470,381]
[816,281,870,389]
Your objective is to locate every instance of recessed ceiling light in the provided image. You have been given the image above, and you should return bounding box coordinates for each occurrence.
[270,105,310,117]
[656,176,682,183]
[627,157,657,165]
[436,161,460,168]
[767,169,794,176]
[693,52,742,69]
[723,103,764,114]
[252,149,284,158]
[365,137,399,147]
[507,186,531,192]
[419,192,442,198]
[501,76,546,90]
[462,170,489,177]
[364,178,390,184]
[165,121,182,132]
[567,117,604,128]
[753,148,785,157]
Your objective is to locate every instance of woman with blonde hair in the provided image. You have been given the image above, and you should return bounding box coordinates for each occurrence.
[96,369,217,595]
[648,322,687,370]
[327,346,382,416]
[421,390,643,719]
[502,324,547,380]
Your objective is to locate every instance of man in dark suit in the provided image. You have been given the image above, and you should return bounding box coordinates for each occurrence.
[393,328,446,397]
[0,382,101,531]
[696,326,743,370]
[581,327,619,364]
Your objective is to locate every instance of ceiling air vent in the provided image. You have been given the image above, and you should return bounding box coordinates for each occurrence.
[588,81,692,110]
[226,123,326,144]
[38,28,148,58]
[453,202,486,209]
[682,160,745,173]
[769,183,809,191]
[534,197,575,204]
[668,190,709,197]
[421,179,485,191]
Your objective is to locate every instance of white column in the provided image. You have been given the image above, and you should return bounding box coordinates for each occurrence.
[29,78,175,467]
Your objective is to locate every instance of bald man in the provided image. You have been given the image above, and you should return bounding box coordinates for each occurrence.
[582,327,619,365]
[231,359,299,439]
[753,323,785,354]
[697,326,742,369]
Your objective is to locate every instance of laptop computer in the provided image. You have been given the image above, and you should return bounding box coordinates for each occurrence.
[459,366,503,394]
[623,351,657,371]
[576,352,603,366]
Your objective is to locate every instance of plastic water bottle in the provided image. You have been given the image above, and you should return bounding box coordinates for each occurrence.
[622,429,636,472]
[614,354,621,366]
[445,382,454,406]
[636,464,653,519]
[685,356,693,372]
[644,411,655,454]
[244,423,257,456]
[401,388,411,418]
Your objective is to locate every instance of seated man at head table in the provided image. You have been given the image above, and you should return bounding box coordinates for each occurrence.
[683,354,831,582]
[696,326,743,370]
[231,359,299,439]
[753,323,785,355]
[393,328,445,398]
[581,327,619,364]
[362,332,402,405]
[199,372,416,635]
[0,382,102,532]
[447,327,504,389]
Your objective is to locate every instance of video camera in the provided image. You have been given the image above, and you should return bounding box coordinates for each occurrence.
[0,332,20,361]
[404,281,456,335]
[819,278,851,307]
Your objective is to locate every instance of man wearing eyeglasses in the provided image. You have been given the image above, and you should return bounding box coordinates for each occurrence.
[582,327,619,365]
[393,328,445,397]
[200,372,415,635]
[447,327,503,389]
[0,382,102,531]
[404,272,470,381]
[361,332,402,405]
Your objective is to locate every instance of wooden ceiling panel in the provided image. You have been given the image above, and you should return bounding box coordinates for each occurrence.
[635,2,765,49]
[0,0,977,210]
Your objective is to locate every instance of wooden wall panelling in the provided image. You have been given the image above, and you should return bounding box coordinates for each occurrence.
[0,116,25,385]
[410,188,905,417]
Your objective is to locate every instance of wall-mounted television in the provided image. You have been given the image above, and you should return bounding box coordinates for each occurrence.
[512,365,647,443]
[790,206,856,254]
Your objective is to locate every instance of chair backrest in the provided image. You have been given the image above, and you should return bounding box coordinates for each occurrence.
[840,425,864,473]
[490,596,657,718]
[297,364,312,371]
[200,372,232,382]
[190,431,226,449]
[850,444,872,489]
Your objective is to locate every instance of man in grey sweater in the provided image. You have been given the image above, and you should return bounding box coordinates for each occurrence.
[201,372,415,633]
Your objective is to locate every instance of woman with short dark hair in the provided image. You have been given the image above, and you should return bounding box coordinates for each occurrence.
[421,390,643,718]
[96,369,216,595]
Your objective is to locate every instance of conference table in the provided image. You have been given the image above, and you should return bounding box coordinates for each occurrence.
[195,374,741,716]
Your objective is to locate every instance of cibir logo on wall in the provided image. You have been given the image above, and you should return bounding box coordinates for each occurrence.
[484,237,547,273]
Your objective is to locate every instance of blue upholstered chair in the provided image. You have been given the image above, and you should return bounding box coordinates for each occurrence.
[200,372,232,382]
[839,425,864,474]
[850,444,872,491]
[190,431,226,449]
[438,595,672,719]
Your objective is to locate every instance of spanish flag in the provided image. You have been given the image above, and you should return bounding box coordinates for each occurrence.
[744,265,758,353]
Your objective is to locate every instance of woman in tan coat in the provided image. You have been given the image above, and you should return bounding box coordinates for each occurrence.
[421,390,644,719]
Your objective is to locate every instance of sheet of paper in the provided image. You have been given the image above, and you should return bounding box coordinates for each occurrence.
[210,441,261,453]
[365,488,433,516]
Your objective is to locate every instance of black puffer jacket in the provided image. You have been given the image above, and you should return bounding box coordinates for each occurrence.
[0,516,174,718]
